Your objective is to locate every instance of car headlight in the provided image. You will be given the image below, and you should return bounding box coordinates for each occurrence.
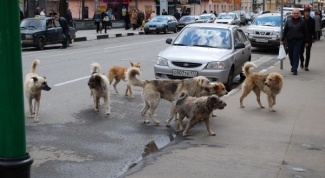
[206,62,225,69]
[246,29,253,34]
[272,31,280,36]
[25,35,33,40]
[156,57,168,66]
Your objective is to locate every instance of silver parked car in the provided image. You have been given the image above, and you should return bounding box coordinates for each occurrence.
[197,13,217,23]
[177,15,199,30]
[246,13,284,48]
[154,23,251,90]
[214,12,241,25]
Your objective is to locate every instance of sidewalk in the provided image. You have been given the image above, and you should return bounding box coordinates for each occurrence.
[74,28,144,42]
[122,40,325,178]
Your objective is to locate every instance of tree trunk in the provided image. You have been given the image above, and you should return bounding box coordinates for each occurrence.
[82,0,85,20]
[59,0,67,18]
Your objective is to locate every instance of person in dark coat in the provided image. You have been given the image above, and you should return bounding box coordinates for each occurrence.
[93,9,102,33]
[101,11,109,33]
[54,15,69,48]
[124,11,131,30]
[65,8,73,27]
[299,7,316,71]
[34,6,40,16]
[174,10,181,21]
[137,9,145,30]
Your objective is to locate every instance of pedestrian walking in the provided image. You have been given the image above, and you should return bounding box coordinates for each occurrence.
[40,8,46,17]
[54,15,69,49]
[124,11,131,30]
[93,9,102,33]
[137,9,145,30]
[280,9,308,75]
[300,7,316,71]
[174,10,181,21]
[162,9,168,15]
[65,8,73,27]
[106,10,112,29]
[314,11,321,40]
[101,11,109,33]
[34,6,40,16]
[131,9,138,30]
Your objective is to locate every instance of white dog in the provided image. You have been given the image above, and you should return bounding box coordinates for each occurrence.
[24,60,51,123]
[87,63,111,115]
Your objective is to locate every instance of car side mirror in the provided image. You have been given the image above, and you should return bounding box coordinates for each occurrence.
[166,38,173,44]
[235,42,245,49]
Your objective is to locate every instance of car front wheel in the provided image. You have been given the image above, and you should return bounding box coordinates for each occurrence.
[225,67,234,91]
[174,26,178,33]
[36,37,45,50]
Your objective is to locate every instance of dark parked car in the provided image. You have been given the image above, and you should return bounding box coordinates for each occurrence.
[20,17,76,50]
[144,15,178,34]
[177,15,199,30]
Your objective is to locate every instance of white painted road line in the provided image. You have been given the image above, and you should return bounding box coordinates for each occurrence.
[54,76,89,87]
[103,39,165,49]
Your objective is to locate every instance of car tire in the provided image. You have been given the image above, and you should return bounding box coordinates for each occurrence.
[36,37,45,50]
[225,67,234,91]
[174,26,178,33]
[156,31,159,34]
[144,31,149,34]
[163,27,167,34]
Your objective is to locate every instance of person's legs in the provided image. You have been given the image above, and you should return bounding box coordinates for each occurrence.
[96,22,100,33]
[62,31,69,48]
[299,42,305,68]
[292,40,302,75]
[287,40,294,68]
[305,41,312,70]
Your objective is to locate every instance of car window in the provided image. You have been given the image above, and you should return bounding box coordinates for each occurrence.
[218,14,234,19]
[20,19,45,29]
[237,30,247,42]
[233,29,240,46]
[150,16,168,22]
[180,16,195,21]
[173,27,232,49]
[46,19,54,28]
[54,20,61,27]
[253,16,281,27]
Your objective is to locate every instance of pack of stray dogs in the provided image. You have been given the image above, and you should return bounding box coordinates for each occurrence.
[24,60,283,137]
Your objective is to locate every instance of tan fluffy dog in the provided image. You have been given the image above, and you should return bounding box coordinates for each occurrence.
[175,94,227,137]
[108,62,140,98]
[239,62,283,112]
[88,63,111,115]
[24,60,51,123]
[166,82,228,126]
[126,67,216,125]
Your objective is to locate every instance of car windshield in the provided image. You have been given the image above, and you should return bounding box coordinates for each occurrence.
[199,14,211,19]
[20,19,45,29]
[253,16,281,27]
[180,16,195,21]
[150,16,168,22]
[218,14,234,19]
[173,27,232,49]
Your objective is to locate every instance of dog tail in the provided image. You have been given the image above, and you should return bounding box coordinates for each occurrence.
[30,59,40,73]
[126,67,146,87]
[176,92,189,106]
[91,63,101,74]
[243,62,256,78]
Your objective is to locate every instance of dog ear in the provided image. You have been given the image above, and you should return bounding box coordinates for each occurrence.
[43,76,46,79]
[207,96,218,109]
[95,75,102,84]
[32,77,38,82]
[130,62,134,67]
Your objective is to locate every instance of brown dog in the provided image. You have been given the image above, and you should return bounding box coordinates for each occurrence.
[24,60,51,123]
[166,82,228,127]
[174,94,227,137]
[88,63,111,115]
[108,62,140,98]
[126,67,216,125]
[239,62,283,112]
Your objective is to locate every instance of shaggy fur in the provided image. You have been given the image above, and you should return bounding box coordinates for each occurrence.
[166,82,228,127]
[126,67,216,125]
[239,62,283,112]
[174,94,227,137]
[88,63,111,115]
[108,62,140,98]
[24,59,51,123]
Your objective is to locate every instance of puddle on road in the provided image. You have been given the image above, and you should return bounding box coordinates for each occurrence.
[117,133,175,177]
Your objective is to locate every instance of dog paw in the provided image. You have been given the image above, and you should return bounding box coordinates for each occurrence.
[211,113,217,117]
[261,106,265,108]
[95,108,99,112]
[269,109,276,112]
[182,133,189,137]
[33,118,39,123]
[166,124,171,127]
[153,120,160,125]
[209,132,216,136]
[29,115,34,118]
[106,112,110,115]
[131,95,135,99]
[143,120,150,124]
[240,105,245,108]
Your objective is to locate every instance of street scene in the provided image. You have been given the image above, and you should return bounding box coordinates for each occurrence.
[1,0,324,177]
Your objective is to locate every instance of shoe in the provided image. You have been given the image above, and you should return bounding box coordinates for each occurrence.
[305,68,309,71]
[291,69,293,72]
[300,63,304,68]
[60,46,67,49]
[293,71,297,75]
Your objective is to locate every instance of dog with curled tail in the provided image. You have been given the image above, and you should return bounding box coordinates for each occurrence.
[88,63,111,115]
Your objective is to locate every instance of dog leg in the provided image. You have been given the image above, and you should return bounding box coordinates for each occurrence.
[95,96,100,112]
[239,87,251,108]
[33,99,40,123]
[28,98,34,118]
[272,95,276,106]
[166,103,176,127]
[183,118,195,137]
[267,95,275,112]
[204,118,216,136]
[253,88,264,108]
[128,85,135,98]
[113,77,121,94]
[141,103,150,124]
[104,95,110,115]
[148,104,160,125]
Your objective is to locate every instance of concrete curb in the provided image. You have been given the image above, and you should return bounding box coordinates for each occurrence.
[74,31,143,42]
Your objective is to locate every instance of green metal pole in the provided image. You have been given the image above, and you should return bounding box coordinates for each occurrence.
[0,0,33,177]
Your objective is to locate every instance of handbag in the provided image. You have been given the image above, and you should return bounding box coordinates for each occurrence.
[278,44,286,60]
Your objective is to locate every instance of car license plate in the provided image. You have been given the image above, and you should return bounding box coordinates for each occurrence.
[172,70,198,77]
[255,38,268,43]
[149,27,156,30]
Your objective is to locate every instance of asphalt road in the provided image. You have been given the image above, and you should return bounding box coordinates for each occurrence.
[21,32,278,178]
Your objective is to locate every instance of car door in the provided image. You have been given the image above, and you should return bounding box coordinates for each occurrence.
[232,28,246,75]
[54,19,63,42]
[237,29,251,63]
[234,14,240,25]
[46,19,59,42]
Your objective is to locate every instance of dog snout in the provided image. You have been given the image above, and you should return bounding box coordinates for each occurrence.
[43,85,51,91]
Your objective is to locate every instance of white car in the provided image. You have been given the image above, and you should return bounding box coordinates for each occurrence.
[154,23,251,90]
[214,13,241,25]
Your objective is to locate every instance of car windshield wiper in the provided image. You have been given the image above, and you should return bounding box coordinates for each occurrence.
[192,44,217,48]
[262,24,275,27]
[173,43,187,46]
[20,26,27,29]
[28,26,37,29]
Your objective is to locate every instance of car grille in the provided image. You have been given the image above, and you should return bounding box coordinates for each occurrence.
[217,22,228,24]
[255,31,271,35]
[171,62,202,68]
[148,25,157,27]
[166,75,192,79]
